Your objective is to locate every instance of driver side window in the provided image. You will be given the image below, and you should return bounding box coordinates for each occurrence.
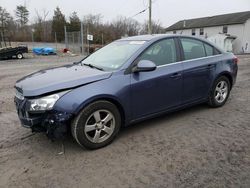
[139,38,177,66]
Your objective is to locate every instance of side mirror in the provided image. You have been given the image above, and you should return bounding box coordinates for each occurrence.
[132,60,157,73]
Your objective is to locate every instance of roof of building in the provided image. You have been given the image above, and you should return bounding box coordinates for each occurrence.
[166,11,250,31]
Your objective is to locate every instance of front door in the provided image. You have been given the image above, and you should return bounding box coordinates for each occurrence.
[130,38,183,119]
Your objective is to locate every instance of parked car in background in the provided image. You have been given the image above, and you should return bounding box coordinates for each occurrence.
[0,46,28,60]
[14,34,238,149]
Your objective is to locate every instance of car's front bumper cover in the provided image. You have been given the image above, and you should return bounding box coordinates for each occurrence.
[14,96,73,139]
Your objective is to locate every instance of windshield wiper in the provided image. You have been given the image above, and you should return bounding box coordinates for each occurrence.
[82,63,104,71]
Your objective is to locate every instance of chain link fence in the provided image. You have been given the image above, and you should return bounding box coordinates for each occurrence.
[65,31,81,54]
[65,30,90,55]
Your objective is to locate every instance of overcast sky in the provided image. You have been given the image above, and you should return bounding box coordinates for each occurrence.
[1,0,250,27]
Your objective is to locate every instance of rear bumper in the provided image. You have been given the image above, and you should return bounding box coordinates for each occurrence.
[14,97,73,139]
[232,64,238,87]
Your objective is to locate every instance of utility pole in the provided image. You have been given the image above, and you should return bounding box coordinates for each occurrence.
[55,32,57,51]
[80,22,84,54]
[101,33,104,46]
[87,25,90,55]
[148,0,152,34]
[64,25,68,49]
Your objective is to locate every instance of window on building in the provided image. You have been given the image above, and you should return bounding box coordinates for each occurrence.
[173,31,176,34]
[200,28,204,35]
[139,38,177,66]
[223,26,228,34]
[191,28,196,36]
[180,38,206,60]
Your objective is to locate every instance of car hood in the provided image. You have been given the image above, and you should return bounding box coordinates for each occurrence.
[15,64,112,97]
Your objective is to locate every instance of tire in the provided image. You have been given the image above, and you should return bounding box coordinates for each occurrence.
[208,76,231,107]
[71,100,121,149]
[16,53,23,59]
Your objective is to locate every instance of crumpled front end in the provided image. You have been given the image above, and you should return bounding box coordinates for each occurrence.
[14,96,73,140]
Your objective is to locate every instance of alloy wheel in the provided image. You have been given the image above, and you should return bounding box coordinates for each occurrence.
[214,80,228,103]
[84,110,115,143]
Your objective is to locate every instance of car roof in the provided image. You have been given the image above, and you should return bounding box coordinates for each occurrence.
[118,34,176,41]
[118,34,208,42]
[118,34,224,53]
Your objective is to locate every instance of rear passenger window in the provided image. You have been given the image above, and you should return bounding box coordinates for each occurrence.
[204,43,213,56]
[140,38,177,66]
[180,38,206,60]
[214,48,221,55]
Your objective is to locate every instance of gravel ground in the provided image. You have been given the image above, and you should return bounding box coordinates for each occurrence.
[0,54,250,188]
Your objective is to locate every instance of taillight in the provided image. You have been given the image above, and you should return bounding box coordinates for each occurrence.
[233,57,239,64]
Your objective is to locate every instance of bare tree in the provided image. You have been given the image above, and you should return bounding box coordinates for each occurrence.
[140,20,165,34]
[110,16,140,40]
[34,9,50,41]
[0,6,167,43]
[82,14,104,43]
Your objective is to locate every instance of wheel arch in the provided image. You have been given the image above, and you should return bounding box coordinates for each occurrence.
[215,71,233,89]
[16,51,23,55]
[74,95,126,126]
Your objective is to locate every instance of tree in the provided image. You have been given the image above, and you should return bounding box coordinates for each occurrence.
[68,12,80,32]
[34,9,50,41]
[110,16,140,40]
[51,7,66,42]
[0,7,12,31]
[140,20,165,34]
[0,6,15,44]
[83,14,103,43]
[15,5,29,27]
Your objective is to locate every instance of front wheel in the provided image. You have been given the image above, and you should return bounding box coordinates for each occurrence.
[71,101,121,149]
[208,76,231,107]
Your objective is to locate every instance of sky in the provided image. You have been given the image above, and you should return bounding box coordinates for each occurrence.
[0,0,250,28]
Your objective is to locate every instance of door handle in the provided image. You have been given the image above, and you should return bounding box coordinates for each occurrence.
[170,73,182,78]
[207,64,215,69]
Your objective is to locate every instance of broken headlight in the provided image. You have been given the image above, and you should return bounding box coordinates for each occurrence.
[28,91,69,112]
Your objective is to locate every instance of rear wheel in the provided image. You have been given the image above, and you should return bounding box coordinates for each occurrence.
[208,76,231,107]
[16,53,23,59]
[71,100,121,149]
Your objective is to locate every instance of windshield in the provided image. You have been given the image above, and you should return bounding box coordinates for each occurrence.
[81,40,146,71]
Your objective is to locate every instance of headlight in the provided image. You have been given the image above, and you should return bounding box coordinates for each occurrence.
[28,91,69,112]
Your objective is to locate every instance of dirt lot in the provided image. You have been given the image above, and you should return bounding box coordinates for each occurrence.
[0,55,250,188]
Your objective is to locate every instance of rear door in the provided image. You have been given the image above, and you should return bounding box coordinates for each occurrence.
[179,37,218,104]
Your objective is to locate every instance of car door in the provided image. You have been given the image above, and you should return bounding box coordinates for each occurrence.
[179,37,217,104]
[130,38,183,119]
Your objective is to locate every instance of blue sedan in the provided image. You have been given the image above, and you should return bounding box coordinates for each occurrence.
[14,35,238,149]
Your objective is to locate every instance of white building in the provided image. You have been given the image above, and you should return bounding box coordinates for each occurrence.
[166,11,250,54]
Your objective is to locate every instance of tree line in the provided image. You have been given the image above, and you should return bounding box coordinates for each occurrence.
[0,5,165,44]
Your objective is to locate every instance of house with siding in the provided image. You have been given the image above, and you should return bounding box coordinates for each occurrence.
[165,11,250,54]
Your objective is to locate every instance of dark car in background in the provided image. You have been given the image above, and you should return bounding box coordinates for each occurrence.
[14,34,238,149]
[0,46,28,60]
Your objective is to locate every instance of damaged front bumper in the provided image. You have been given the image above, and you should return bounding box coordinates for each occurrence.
[14,96,73,139]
